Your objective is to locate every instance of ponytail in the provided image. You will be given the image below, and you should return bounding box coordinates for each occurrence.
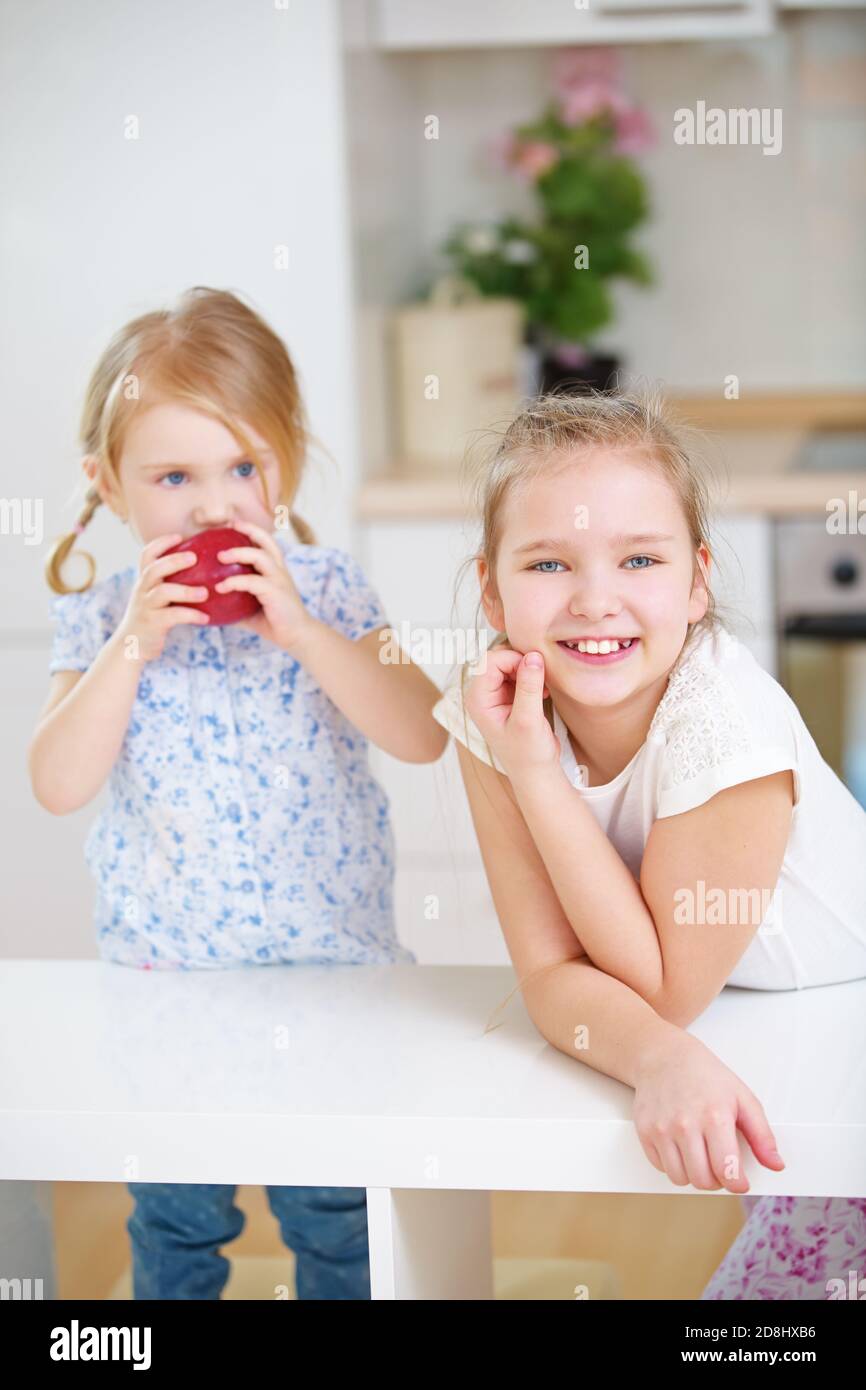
[288,510,316,546]
[45,484,103,595]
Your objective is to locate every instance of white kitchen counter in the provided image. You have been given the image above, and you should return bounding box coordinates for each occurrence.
[2,960,864,1298]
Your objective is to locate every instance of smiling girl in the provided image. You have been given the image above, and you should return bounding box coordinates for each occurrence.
[28,286,447,1300]
[432,389,866,1299]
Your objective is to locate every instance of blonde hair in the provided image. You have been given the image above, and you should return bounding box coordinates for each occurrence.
[46,286,322,594]
[455,384,729,760]
[448,385,735,1034]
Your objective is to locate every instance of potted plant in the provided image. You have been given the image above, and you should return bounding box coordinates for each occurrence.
[440,47,655,396]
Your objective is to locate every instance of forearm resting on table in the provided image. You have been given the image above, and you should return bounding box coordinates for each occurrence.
[28,630,142,815]
[523,956,684,1089]
[291,619,447,763]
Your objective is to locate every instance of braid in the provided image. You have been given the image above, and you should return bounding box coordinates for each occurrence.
[289,510,316,546]
[45,484,103,595]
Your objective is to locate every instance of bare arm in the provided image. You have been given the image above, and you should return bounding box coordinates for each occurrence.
[510,761,794,1025]
[28,535,212,816]
[455,740,787,1192]
[511,762,665,1002]
[522,953,686,1090]
[290,621,449,764]
[209,526,448,765]
[454,738,682,1081]
[464,647,795,1025]
[27,632,143,815]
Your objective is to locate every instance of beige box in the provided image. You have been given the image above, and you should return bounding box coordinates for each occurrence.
[393,287,524,476]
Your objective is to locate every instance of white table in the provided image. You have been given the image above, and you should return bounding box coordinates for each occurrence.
[1,961,864,1299]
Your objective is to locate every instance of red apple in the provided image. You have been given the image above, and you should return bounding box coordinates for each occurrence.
[162,527,263,626]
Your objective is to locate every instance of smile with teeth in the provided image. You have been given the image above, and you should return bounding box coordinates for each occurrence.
[561,638,636,654]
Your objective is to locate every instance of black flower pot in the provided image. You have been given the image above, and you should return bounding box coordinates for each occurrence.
[539,352,621,397]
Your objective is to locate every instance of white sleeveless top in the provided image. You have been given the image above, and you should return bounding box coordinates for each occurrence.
[432,625,866,991]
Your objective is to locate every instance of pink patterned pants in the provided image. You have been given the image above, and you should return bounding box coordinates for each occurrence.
[701,1196,866,1300]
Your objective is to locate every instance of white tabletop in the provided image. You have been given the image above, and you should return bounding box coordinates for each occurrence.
[1,961,864,1196]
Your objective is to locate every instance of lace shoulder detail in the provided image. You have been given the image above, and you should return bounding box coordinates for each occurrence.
[649,628,753,789]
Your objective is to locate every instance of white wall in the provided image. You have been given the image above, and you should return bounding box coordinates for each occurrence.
[1,0,359,958]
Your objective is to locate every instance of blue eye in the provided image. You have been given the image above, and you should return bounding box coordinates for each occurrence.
[531,560,565,573]
[624,555,656,569]
[158,462,257,486]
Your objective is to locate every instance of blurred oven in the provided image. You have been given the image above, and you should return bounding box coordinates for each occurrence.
[775,515,866,811]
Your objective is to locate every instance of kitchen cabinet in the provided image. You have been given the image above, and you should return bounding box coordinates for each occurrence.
[371,0,775,49]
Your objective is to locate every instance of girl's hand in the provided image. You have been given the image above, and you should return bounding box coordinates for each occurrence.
[464,645,559,780]
[212,520,312,650]
[116,533,212,663]
[632,1032,786,1193]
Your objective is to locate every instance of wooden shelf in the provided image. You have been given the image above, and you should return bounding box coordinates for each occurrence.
[664,391,866,431]
[359,471,866,519]
[358,392,866,520]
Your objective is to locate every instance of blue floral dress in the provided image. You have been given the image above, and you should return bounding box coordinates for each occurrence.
[47,534,417,971]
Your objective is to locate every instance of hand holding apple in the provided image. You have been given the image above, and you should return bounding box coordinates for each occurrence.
[162,527,263,627]
[201,519,313,649]
[115,533,213,663]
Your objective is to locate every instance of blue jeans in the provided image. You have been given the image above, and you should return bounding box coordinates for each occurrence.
[126,1183,371,1300]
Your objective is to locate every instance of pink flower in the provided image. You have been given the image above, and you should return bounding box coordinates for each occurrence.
[613,106,656,156]
[560,80,629,127]
[552,343,591,367]
[552,46,621,96]
[512,140,559,181]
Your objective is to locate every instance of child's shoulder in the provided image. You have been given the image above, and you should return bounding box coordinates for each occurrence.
[650,624,802,812]
[655,624,794,733]
[653,625,779,736]
[47,562,137,673]
[274,535,370,585]
[48,561,137,626]
[273,536,385,641]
